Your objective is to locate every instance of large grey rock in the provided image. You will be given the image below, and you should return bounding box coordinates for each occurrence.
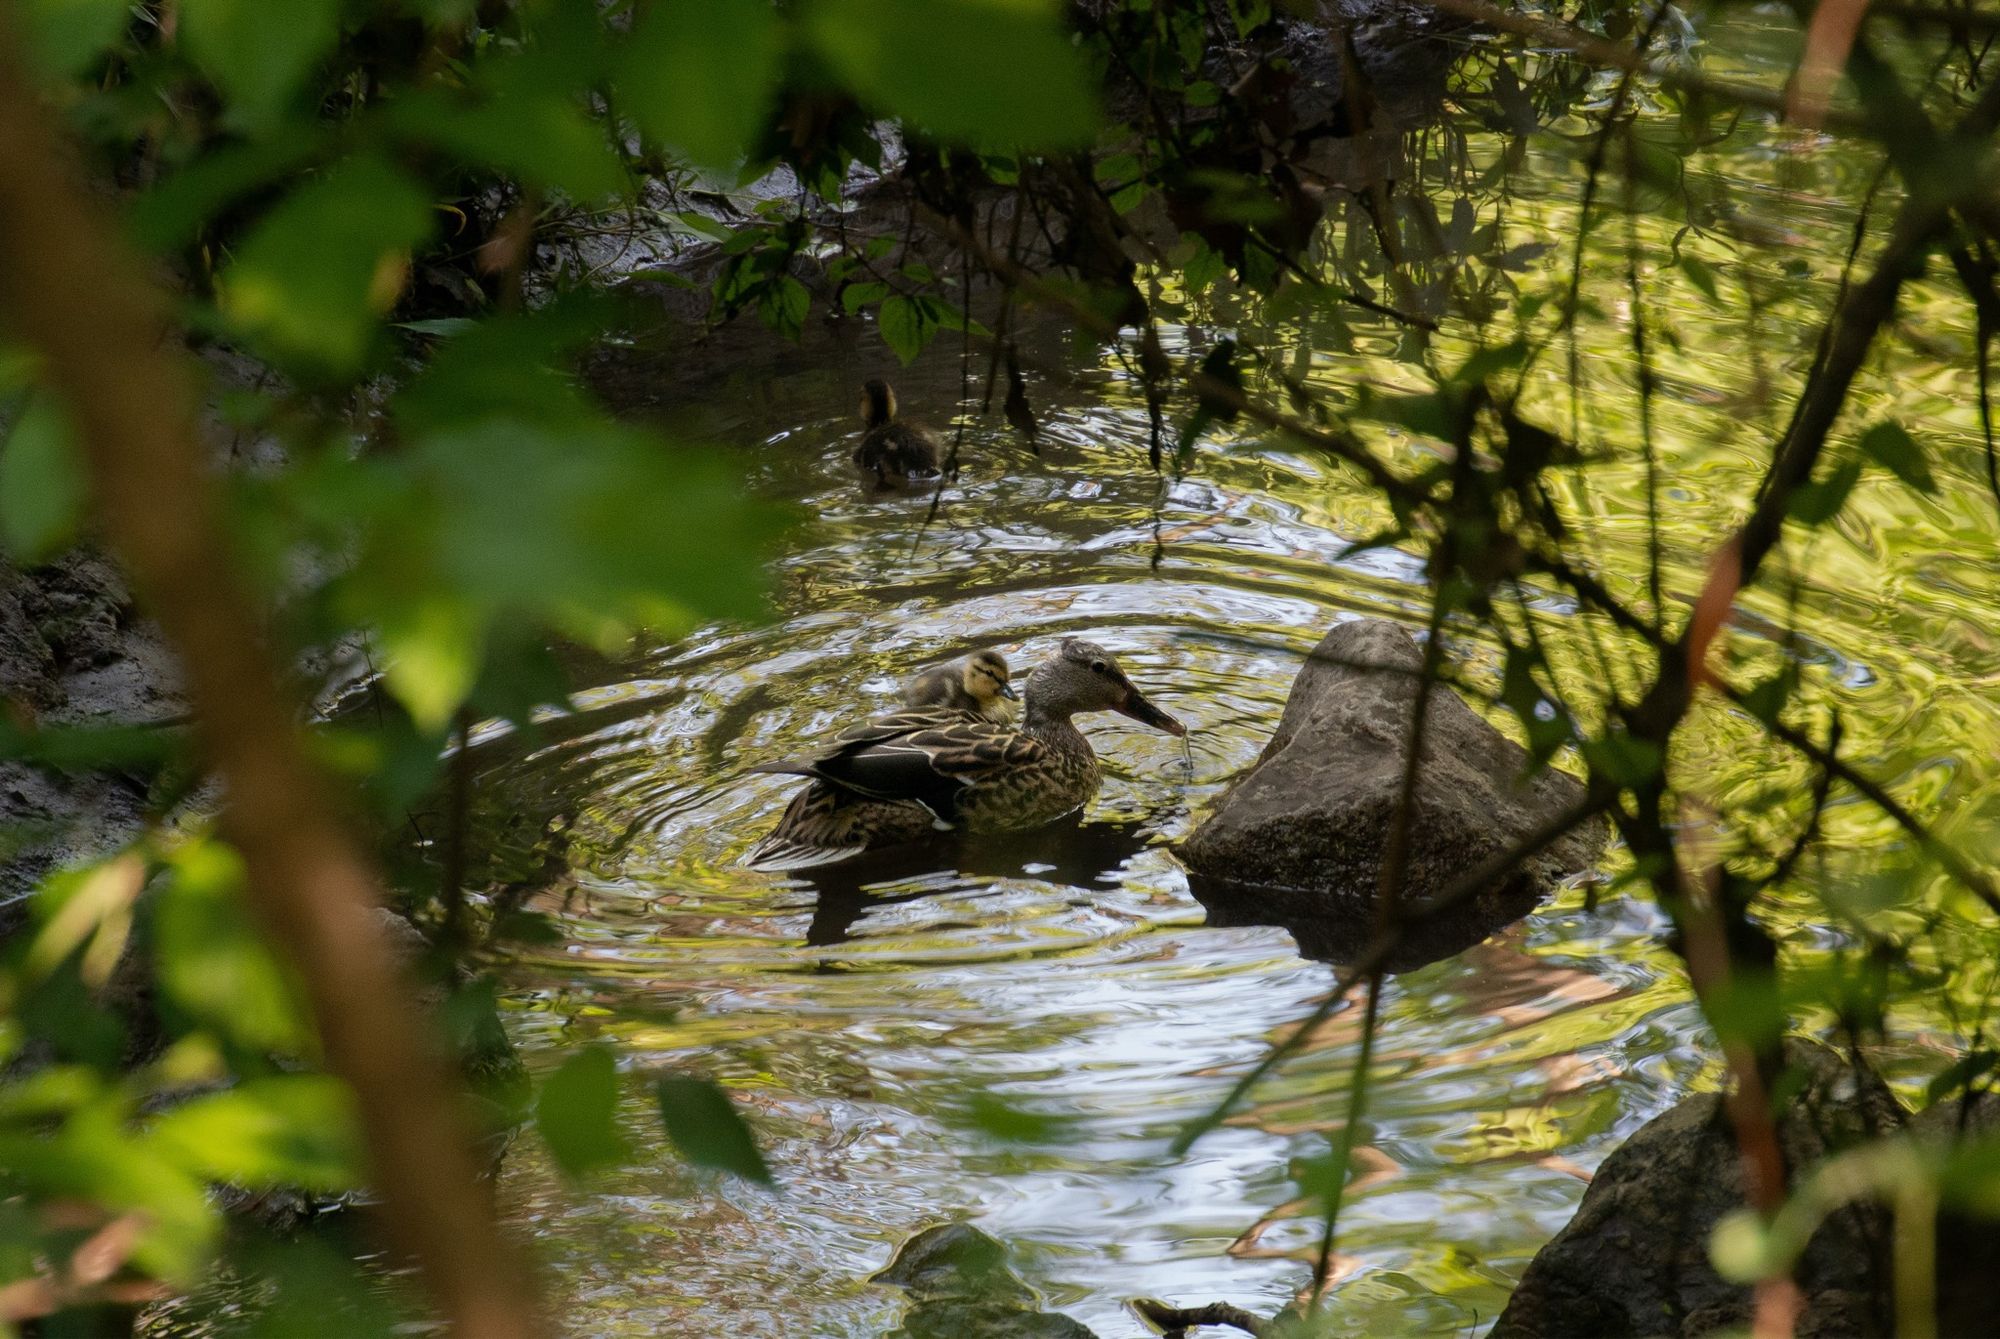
[1180,619,1602,966]
[1492,1044,1902,1339]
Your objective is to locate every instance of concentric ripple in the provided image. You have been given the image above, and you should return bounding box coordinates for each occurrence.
[468,37,2000,1339]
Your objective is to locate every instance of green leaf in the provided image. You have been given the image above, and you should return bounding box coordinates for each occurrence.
[153,841,310,1055]
[218,155,435,377]
[1680,254,1720,301]
[841,280,890,313]
[127,131,330,252]
[179,0,342,130]
[1858,420,1936,494]
[0,394,86,562]
[760,274,811,338]
[398,86,625,201]
[621,0,783,169]
[20,0,129,78]
[536,1045,627,1177]
[654,1074,771,1183]
[877,293,935,364]
[146,1076,361,1193]
[1787,455,1863,526]
[805,0,1096,149]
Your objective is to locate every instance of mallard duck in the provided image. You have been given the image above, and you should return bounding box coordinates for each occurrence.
[746,638,1185,871]
[852,378,940,485]
[903,649,1017,723]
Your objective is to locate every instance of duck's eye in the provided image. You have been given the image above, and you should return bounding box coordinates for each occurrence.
[1090,659,1108,675]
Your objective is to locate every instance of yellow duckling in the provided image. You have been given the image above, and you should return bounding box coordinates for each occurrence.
[903,650,1017,723]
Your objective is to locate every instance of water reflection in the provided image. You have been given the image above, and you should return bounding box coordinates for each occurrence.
[786,817,1154,948]
[447,12,2000,1335]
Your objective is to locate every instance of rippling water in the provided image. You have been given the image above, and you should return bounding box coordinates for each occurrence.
[449,14,2000,1336]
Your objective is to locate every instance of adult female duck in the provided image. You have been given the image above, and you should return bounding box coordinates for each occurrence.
[746,639,1184,870]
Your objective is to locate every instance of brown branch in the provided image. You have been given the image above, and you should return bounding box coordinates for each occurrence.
[0,17,545,1339]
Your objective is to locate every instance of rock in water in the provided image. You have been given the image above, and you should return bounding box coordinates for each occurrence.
[874,1224,1097,1339]
[1491,1044,1903,1338]
[1179,619,1601,964]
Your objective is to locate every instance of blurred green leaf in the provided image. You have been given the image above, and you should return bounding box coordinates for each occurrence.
[153,840,311,1055]
[536,1045,627,1176]
[654,1074,771,1183]
[965,1091,1071,1144]
[0,393,86,562]
[218,156,435,377]
[180,0,342,130]
[622,0,784,168]
[1858,420,1936,495]
[146,1076,361,1193]
[393,71,625,200]
[806,0,1096,149]
[128,132,329,252]
[20,0,128,78]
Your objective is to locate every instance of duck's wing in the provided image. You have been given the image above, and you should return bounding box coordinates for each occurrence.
[745,708,961,782]
[806,719,1047,823]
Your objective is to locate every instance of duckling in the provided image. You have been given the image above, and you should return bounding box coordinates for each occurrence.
[746,638,1185,871]
[903,649,1017,723]
[852,378,940,486]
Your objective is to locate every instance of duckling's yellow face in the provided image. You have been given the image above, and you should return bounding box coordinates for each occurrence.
[960,651,1017,705]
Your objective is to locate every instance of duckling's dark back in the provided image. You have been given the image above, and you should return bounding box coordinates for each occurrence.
[855,421,939,483]
[852,379,939,485]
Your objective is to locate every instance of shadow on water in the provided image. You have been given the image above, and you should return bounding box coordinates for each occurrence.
[786,816,1155,947]
[1185,871,1549,975]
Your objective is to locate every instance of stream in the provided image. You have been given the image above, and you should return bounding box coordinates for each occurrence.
[438,11,1997,1336]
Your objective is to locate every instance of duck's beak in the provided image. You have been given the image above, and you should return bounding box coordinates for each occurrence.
[1117,686,1186,736]
[999,683,1020,701]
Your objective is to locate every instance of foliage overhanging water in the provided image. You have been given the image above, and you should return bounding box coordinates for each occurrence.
[426,11,2000,1336]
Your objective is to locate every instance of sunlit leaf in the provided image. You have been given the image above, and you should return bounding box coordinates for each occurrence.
[0,394,86,562]
[654,1074,771,1183]
[536,1045,627,1176]
[218,156,435,377]
[152,841,311,1056]
[145,1076,361,1193]
[180,0,342,129]
[806,0,1096,149]
[375,595,485,734]
[622,0,784,168]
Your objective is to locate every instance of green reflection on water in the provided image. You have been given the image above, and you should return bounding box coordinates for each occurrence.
[458,10,1998,1335]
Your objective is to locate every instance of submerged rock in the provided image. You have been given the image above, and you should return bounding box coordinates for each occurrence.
[1492,1044,1902,1339]
[874,1224,1097,1339]
[1179,619,1602,966]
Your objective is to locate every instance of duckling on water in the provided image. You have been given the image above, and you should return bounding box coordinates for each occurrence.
[853,378,940,486]
[745,638,1184,871]
[904,649,1017,723]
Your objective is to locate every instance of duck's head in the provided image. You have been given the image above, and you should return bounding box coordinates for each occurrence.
[959,649,1018,708]
[1029,638,1185,735]
[859,378,897,427]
